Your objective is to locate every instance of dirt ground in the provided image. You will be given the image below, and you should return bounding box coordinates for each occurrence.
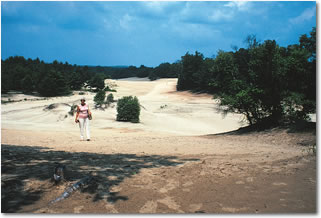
[1,78,317,214]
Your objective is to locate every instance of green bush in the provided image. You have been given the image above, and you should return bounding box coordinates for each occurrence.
[94,90,106,107]
[106,93,115,105]
[104,86,117,92]
[69,104,77,116]
[116,96,140,123]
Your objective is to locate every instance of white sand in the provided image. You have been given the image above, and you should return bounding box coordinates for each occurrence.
[1,78,246,136]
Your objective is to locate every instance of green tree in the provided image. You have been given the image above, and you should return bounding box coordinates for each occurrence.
[89,74,105,91]
[177,51,205,91]
[106,93,115,106]
[116,96,140,123]
[37,71,70,97]
[211,50,239,93]
[21,74,34,94]
[216,28,316,126]
[281,28,316,122]
[148,71,158,81]
[137,65,151,78]
[37,74,57,97]
[67,72,84,90]
[94,90,106,108]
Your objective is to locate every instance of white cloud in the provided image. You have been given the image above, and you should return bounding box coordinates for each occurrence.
[209,9,234,22]
[119,14,133,30]
[142,1,168,13]
[290,6,316,24]
[179,2,235,24]
[224,1,251,12]
[139,1,181,17]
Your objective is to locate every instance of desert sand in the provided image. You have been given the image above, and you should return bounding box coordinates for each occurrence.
[1,78,316,213]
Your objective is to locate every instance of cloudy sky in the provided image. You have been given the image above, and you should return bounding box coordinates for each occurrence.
[1,1,316,67]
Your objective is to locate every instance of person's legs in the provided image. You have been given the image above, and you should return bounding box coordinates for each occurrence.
[78,118,85,140]
[85,118,90,140]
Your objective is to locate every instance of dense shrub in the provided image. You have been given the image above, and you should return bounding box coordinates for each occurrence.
[94,90,106,107]
[116,96,140,123]
[106,93,115,106]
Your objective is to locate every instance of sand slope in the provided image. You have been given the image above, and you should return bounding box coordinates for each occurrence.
[1,78,245,135]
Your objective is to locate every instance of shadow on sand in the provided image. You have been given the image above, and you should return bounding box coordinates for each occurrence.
[211,121,316,136]
[1,144,199,213]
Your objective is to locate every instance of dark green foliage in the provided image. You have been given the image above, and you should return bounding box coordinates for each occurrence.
[281,92,313,122]
[136,65,150,78]
[21,74,34,94]
[94,90,106,107]
[1,56,180,97]
[116,96,140,123]
[1,56,95,97]
[106,93,115,105]
[177,27,316,126]
[88,62,181,81]
[38,71,70,97]
[148,71,158,81]
[67,72,83,90]
[151,62,181,80]
[211,50,239,93]
[177,51,205,91]
[104,86,117,92]
[88,74,105,91]
[220,86,265,125]
[37,75,56,97]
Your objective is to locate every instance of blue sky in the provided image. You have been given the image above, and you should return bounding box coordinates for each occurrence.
[1,1,316,67]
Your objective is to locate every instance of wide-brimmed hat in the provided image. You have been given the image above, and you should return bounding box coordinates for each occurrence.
[80,97,86,101]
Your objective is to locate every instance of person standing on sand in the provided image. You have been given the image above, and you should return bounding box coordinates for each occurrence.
[75,98,92,141]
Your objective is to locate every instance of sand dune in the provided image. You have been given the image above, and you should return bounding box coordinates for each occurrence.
[1,78,246,136]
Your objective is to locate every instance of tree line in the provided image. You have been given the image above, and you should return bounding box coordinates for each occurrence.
[177,27,316,126]
[1,58,102,96]
[88,62,181,80]
[1,57,181,96]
